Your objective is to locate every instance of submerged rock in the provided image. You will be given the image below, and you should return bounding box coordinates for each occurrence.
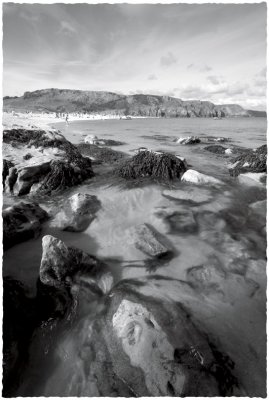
[40,235,113,293]
[3,128,94,196]
[128,223,171,257]
[77,143,126,164]
[181,169,222,185]
[51,193,101,232]
[228,144,267,177]
[115,150,186,180]
[164,210,198,234]
[3,202,49,250]
[204,145,227,154]
[162,187,212,203]
[177,136,201,145]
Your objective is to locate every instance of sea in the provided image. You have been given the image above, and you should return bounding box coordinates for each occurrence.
[3,117,267,396]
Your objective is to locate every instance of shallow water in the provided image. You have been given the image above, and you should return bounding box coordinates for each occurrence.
[3,117,267,396]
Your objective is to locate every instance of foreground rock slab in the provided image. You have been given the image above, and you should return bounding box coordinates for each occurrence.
[3,128,94,196]
[51,193,101,232]
[3,202,48,250]
[128,223,171,257]
[181,169,222,185]
[40,235,113,293]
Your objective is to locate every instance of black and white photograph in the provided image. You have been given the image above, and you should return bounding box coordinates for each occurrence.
[2,1,267,397]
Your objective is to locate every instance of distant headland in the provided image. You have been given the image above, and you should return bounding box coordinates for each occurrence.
[3,88,266,118]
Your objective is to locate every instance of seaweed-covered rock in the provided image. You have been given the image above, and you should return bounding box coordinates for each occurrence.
[115,150,186,180]
[204,145,227,154]
[3,202,49,250]
[77,143,126,164]
[51,193,101,232]
[3,128,94,196]
[177,136,201,145]
[40,235,113,293]
[228,145,267,177]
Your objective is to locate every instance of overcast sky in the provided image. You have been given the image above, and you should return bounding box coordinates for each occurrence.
[3,3,267,110]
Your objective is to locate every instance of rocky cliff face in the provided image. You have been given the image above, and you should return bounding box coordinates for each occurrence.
[3,88,250,117]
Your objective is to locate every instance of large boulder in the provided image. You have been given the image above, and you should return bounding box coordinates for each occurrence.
[228,145,267,177]
[3,128,94,196]
[181,169,222,185]
[115,150,186,180]
[3,202,49,250]
[128,223,171,258]
[50,193,101,232]
[40,235,113,293]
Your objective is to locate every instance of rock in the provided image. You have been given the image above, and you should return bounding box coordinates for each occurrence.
[249,199,266,218]
[84,134,98,144]
[175,155,188,168]
[40,235,113,292]
[77,143,126,164]
[228,144,267,177]
[128,223,171,257]
[177,136,201,145]
[204,145,227,154]
[181,169,222,185]
[3,128,94,196]
[163,187,212,203]
[186,263,226,291]
[238,172,266,186]
[51,193,101,232]
[225,148,233,155]
[163,211,198,234]
[115,150,186,180]
[3,202,49,250]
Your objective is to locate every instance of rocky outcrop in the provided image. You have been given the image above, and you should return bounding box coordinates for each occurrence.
[115,150,186,180]
[128,223,171,258]
[50,193,101,232]
[3,128,94,196]
[40,235,113,293]
[177,136,201,145]
[3,202,49,250]
[228,145,267,177]
[84,135,124,146]
[181,169,222,185]
[204,145,227,154]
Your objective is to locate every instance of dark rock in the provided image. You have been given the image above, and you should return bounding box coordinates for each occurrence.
[77,143,126,164]
[229,145,267,177]
[3,159,14,186]
[51,193,101,232]
[115,150,186,180]
[204,145,227,154]
[40,235,113,292]
[164,210,198,234]
[23,153,33,160]
[177,136,201,145]
[3,202,49,250]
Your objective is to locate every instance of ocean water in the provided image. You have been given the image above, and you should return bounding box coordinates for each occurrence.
[3,117,267,396]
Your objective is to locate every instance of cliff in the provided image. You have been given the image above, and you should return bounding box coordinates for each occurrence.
[3,88,252,118]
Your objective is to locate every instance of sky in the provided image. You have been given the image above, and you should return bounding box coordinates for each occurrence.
[3,3,267,110]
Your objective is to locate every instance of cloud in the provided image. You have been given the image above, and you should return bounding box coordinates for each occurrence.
[160,52,177,67]
[187,63,212,72]
[206,75,224,85]
[58,20,77,36]
[148,74,157,80]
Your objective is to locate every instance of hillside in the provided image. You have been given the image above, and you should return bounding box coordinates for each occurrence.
[3,88,253,118]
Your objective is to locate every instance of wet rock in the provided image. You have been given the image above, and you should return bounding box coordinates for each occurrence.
[3,202,49,250]
[115,150,186,180]
[249,199,266,224]
[40,235,113,293]
[128,223,171,257]
[77,143,126,164]
[204,145,227,154]
[186,263,226,291]
[182,169,222,185]
[3,128,94,196]
[177,136,201,145]
[225,148,233,155]
[51,193,101,232]
[163,187,212,203]
[84,134,98,144]
[238,172,266,186]
[228,144,267,177]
